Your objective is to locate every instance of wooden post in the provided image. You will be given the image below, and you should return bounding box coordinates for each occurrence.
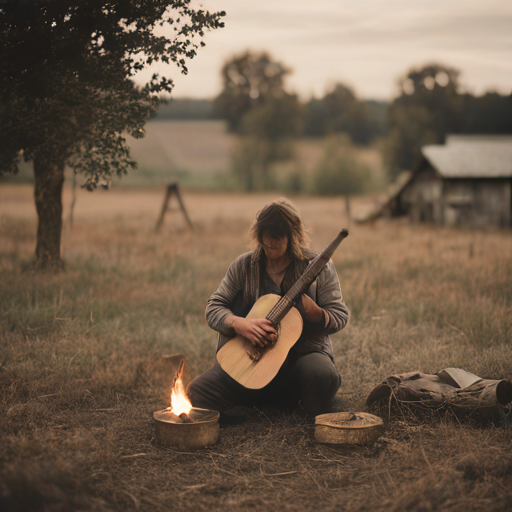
[345,195,351,229]
[155,183,193,233]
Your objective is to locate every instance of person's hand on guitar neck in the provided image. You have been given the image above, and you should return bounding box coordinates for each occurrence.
[226,316,277,348]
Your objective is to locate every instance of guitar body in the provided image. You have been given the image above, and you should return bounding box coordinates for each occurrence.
[216,294,303,389]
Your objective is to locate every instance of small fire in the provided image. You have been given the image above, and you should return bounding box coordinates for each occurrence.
[169,361,192,416]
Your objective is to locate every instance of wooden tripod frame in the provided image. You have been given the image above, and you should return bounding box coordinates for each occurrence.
[155,183,193,233]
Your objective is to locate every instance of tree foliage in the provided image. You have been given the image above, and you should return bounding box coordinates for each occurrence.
[385,63,512,176]
[0,0,224,268]
[385,63,464,174]
[462,92,512,135]
[304,84,375,144]
[215,51,303,191]
[314,135,371,196]
[0,0,225,187]
[214,51,298,134]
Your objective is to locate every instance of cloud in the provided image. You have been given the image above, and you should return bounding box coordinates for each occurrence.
[139,0,512,99]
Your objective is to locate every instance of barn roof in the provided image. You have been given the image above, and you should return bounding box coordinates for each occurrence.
[422,136,512,178]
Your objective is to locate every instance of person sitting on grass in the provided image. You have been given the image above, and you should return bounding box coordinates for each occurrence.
[187,199,349,421]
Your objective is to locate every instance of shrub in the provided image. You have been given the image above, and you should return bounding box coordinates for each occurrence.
[314,135,371,195]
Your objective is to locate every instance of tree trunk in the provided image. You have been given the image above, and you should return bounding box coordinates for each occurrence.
[33,155,65,270]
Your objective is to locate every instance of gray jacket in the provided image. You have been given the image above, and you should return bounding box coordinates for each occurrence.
[205,251,349,358]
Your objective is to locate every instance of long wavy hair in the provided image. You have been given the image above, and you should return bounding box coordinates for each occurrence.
[249,199,312,263]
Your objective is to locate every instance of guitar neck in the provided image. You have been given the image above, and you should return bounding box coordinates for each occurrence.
[266,229,348,325]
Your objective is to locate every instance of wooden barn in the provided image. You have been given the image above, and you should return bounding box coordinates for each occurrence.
[381,135,512,228]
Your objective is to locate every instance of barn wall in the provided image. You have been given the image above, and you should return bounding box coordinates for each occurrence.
[393,165,511,227]
[443,179,511,227]
[399,166,443,223]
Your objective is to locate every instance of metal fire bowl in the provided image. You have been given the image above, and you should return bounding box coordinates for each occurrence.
[315,412,384,445]
[154,407,220,451]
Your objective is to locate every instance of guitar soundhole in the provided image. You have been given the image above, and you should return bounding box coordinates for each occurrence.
[246,323,281,363]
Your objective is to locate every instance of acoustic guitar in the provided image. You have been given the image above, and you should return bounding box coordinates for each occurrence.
[216,229,349,389]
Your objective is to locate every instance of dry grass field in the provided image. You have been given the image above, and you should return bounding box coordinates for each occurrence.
[127,120,386,189]
[1,184,512,512]
[125,121,237,187]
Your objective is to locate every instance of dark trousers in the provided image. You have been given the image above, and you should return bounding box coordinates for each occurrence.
[187,351,341,418]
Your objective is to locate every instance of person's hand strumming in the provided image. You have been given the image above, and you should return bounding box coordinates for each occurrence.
[229,317,277,347]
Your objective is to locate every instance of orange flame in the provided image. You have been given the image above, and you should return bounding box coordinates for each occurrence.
[170,362,192,416]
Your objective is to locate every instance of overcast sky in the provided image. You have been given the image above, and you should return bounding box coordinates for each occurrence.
[136,0,512,101]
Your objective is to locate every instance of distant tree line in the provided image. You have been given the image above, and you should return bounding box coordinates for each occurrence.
[153,84,387,145]
[155,54,512,180]
[302,86,387,144]
[153,98,218,120]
